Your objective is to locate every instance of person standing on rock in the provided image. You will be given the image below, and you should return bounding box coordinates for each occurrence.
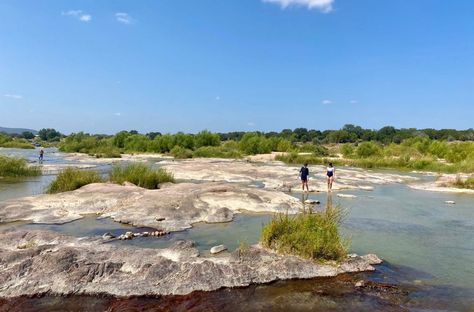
[300,163,309,192]
[326,162,335,192]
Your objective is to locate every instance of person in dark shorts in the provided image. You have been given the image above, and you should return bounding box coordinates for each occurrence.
[300,163,309,192]
[326,162,335,192]
[39,149,44,164]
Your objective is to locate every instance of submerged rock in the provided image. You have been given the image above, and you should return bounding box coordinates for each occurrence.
[337,194,357,199]
[102,232,115,240]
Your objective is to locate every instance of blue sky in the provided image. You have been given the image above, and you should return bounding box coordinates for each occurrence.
[0,0,473,134]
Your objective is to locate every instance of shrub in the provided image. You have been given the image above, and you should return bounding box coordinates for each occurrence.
[260,208,348,262]
[170,146,193,159]
[239,132,272,155]
[1,140,35,149]
[109,163,174,189]
[0,155,41,177]
[356,142,382,158]
[276,139,293,152]
[47,167,102,194]
[193,146,242,158]
[195,130,220,148]
[92,145,122,158]
[123,134,150,152]
[341,143,354,158]
[453,175,474,189]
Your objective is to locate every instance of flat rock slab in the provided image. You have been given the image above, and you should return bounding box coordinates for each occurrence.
[0,229,382,298]
[161,158,418,192]
[0,182,302,232]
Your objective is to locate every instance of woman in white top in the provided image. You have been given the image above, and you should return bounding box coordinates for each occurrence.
[326,162,335,192]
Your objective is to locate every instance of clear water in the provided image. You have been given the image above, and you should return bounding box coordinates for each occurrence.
[1,148,474,310]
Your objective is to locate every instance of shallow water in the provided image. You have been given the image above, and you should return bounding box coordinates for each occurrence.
[1,148,474,310]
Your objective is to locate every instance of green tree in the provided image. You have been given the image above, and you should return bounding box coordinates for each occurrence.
[113,131,131,148]
[38,128,61,141]
[21,131,35,139]
[195,130,220,148]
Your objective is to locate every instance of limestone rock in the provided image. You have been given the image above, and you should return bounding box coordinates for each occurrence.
[210,245,228,254]
[0,182,302,232]
[0,229,382,298]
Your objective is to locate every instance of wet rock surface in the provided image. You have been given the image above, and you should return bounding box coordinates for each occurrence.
[0,229,381,298]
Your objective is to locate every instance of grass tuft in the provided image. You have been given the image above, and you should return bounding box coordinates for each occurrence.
[260,208,348,262]
[47,167,103,194]
[0,155,41,177]
[109,163,174,189]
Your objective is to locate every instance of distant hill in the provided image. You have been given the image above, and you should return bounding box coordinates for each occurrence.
[0,127,38,135]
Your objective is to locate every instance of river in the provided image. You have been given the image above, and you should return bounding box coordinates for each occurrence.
[0,148,473,311]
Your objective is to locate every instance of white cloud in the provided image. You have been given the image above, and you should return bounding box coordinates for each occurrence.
[115,13,133,24]
[215,96,221,101]
[62,10,92,22]
[79,14,92,22]
[350,100,358,104]
[247,122,256,126]
[3,94,23,99]
[322,99,332,105]
[262,0,334,12]
[114,112,122,116]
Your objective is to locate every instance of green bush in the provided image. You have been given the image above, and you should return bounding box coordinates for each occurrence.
[1,140,35,149]
[193,146,242,158]
[109,163,174,189]
[170,146,193,159]
[260,209,348,262]
[47,167,102,194]
[0,155,41,177]
[356,142,382,158]
[195,130,220,148]
[0,133,34,149]
[453,175,474,189]
[341,143,354,158]
[239,132,272,155]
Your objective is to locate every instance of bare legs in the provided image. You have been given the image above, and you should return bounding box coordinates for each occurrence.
[302,180,309,192]
[327,176,334,192]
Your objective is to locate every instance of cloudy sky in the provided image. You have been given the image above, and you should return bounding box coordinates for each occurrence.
[0,0,473,134]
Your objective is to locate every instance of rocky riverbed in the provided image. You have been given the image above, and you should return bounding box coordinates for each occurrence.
[0,181,383,298]
[160,158,418,192]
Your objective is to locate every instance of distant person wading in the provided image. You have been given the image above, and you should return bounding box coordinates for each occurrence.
[39,149,44,164]
[326,162,335,192]
[300,163,309,192]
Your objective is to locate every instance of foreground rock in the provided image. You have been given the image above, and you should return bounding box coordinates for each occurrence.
[0,229,382,298]
[160,158,418,192]
[0,182,301,231]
